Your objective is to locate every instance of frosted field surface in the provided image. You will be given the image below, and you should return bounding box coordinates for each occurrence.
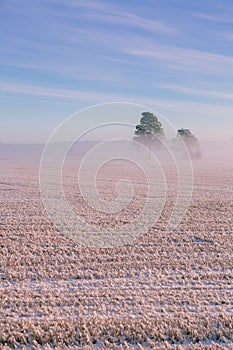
[0,145,233,349]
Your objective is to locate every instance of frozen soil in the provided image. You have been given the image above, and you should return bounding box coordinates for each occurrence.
[0,151,233,349]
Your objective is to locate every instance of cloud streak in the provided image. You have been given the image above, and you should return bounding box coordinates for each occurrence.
[2,0,232,81]
[84,12,176,35]
[57,0,176,34]
[1,81,233,113]
[124,45,233,76]
[160,84,233,101]
[195,12,233,24]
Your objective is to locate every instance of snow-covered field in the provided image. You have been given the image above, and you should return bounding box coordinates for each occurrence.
[0,144,233,349]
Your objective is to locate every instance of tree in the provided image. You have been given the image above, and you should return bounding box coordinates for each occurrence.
[134,112,164,148]
[176,128,202,159]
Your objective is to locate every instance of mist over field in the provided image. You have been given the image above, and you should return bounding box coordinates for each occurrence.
[198,141,233,165]
[1,139,232,164]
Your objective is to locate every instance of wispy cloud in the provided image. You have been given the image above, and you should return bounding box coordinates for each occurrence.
[0,82,112,103]
[124,45,233,76]
[160,84,233,101]
[13,0,176,36]
[3,0,232,80]
[1,81,233,113]
[56,0,176,34]
[195,12,233,24]
[84,12,176,35]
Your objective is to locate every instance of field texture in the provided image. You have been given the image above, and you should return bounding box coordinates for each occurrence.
[0,147,233,349]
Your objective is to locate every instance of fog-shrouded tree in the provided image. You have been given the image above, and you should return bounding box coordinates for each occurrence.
[176,128,202,159]
[134,112,165,149]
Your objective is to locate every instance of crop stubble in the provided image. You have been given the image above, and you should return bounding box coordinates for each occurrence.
[0,153,233,349]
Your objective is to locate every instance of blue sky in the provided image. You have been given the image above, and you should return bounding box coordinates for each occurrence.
[1,0,233,143]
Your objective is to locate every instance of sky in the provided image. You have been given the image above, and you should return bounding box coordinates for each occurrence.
[1,0,233,143]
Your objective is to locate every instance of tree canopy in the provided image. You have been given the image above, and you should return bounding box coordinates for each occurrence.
[134,112,164,139]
